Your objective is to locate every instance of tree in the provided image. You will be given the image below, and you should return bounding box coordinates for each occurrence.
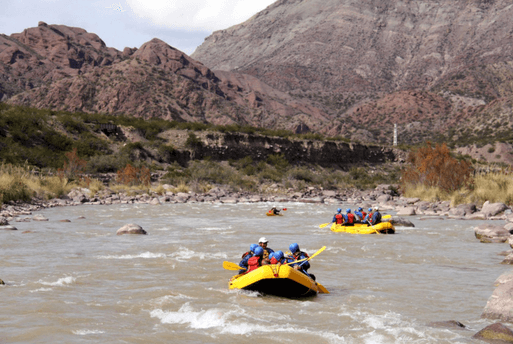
[401,142,473,193]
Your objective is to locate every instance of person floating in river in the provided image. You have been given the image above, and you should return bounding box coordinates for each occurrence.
[369,206,382,226]
[288,243,315,280]
[258,237,274,263]
[247,246,264,273]
[238,243,258,274]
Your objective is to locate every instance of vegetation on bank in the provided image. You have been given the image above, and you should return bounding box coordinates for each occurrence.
[2,103,513,207]
[400,142,513,206]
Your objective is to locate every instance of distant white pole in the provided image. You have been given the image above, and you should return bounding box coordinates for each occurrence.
[393,124,397,146]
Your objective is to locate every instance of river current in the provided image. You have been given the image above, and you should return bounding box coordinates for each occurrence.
[1,201,510,343]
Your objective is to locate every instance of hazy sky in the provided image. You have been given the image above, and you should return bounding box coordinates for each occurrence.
[0,0,276,55]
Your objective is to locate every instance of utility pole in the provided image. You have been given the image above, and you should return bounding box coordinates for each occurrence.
[393,123,397,146]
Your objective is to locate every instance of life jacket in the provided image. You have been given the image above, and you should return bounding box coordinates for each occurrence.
[361,211,367,219]
[241,251,252,259]
[366,212,373,222]
[354,212,362,222]
[270,257,284,264]
[346,213,355,224]
[262,248,273,260]
[335,213,344,224]
[247,256,262,272]
[371,212,382,224]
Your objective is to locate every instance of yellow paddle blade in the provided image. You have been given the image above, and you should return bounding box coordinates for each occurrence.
[319,222,332,228]
[285,246,326,266]
[317,283,329,294]
[223,261,244,271]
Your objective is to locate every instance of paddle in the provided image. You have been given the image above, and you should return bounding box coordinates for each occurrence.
[223,261,246,271]
[367,220,380,235]
[319,222,333,228]
[317,283,329,294]
[286,246,326,266]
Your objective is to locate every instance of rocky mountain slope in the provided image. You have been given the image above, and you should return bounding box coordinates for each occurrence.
[0,22,325,132]
[192,0,513,146]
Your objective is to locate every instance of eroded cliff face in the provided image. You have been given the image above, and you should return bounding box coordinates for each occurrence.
[192,0,513,95]
[186,131,398,167]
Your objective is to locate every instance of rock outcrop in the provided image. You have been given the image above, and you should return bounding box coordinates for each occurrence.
[482,271,513,322]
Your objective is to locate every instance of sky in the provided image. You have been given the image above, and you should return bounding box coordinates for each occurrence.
[0,0,276,55]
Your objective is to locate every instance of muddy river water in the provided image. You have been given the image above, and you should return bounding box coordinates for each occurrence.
[1,201,510,343]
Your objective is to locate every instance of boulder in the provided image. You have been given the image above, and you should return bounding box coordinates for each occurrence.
[475,225,511,243]
[448,207,466,217]
[502,253,513,264]
[0,217,8,225]
[33,214,49,221]
[388,216,415,227]
[149,197,161,205]
[482,271,513,322]
[0,225,18,230]
[116,224,147,235]
[482,201,510,217]
[509,236,513,249]
[396,207,416,216]
[473,323,513,343]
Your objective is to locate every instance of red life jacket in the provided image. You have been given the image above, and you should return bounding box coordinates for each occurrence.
[270,257,280,264]
[367,212,373,222]
[247,256,262,272]
[361,211,367,219]
[335,214,344,224]
[347,213,355,224]
[241,251,251,259]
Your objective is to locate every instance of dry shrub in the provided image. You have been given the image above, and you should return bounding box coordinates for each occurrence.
[471,172,513,205]
[401,142,473,193]
[116,164,151,186]
[58,148,87,180]
[402,183,448,202]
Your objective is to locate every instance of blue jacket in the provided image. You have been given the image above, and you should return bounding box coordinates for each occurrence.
[370,211,382,225]
[354,211,364,222]
[239,253,253,273]
[288,251,310,272]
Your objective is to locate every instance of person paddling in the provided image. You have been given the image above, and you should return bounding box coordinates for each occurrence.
[270,250,286,265]
[269,205,281,215]
[369,206,382,226]
[332,208,343,225]
[246,246,264,273]
[258,237,274,263]
[288,243,315,280]
[238,244,258,274]
[344,208,355,226]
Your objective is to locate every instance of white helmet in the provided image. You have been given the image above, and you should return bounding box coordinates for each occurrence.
[374,206,379,211]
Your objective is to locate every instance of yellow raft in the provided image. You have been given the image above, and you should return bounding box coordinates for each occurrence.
[266,212,282,216]
[330,221,395,234]
[229,264,326,297]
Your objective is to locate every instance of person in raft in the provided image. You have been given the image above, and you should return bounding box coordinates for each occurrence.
[354,207,366,223]
[258,237,274,263]
[238,244,258,274]
[246,246,264,273]
[368,206,382,226]
[288,243,315,280]
[270,250,287,265]
[363,208,373,223]
[269,205,281,215]
[344,208,355,226]
[332,208,343,225]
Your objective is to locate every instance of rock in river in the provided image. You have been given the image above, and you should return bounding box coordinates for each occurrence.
[116,224,147,235]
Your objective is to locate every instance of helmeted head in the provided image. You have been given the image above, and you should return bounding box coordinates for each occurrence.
[275,250,284,260]
[346,208,351,213]
[250,244,258,253]
[337,208,342,213]
[254,246,264,256]
[368,208,372,212]
[269,252,275,261]
[289,243,299,254]
[259,237,268,245]
[358,207,363,212]
[374,206,379,211]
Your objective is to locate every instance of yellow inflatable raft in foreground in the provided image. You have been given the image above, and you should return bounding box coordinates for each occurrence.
[330,221,395,234]
[229,264,328,298]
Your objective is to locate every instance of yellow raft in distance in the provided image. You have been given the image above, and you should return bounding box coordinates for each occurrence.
[266,212,283,216]
[330,221,395,234]
[229,264,325,298]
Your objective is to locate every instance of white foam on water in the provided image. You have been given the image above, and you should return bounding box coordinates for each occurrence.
[38,276,76,287]
[198,226,232,231]
[96,252,167,259]
[168,247,228,261]
[151,303,226,329]
[72,329,105,335]
[30,287,53,293]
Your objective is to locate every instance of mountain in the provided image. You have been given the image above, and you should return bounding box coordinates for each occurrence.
[0,21,324,132]
[191,0,513,146]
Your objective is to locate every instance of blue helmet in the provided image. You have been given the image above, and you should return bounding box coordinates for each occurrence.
[289,243,299,253]
[254,246,264,256]
[358,207,363,212]
[346,208,351,213]
[269,252,275,260]
[250,244,258,252]
[337,208,342,213]
[275,250,284,260]
[368,208,372,212]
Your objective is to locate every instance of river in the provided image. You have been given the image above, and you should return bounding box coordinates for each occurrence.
[1,201,510,343]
